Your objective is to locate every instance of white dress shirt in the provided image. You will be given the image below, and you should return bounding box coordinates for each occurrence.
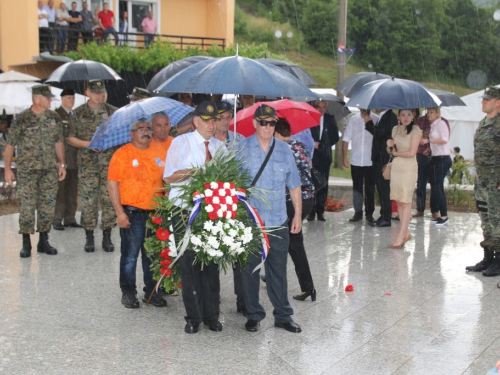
[319,115,324,140]
[163,130,225,208]
[342,112,379,167]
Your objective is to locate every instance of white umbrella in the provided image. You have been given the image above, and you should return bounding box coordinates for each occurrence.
[0,81,87,115]
[0,71,40,83]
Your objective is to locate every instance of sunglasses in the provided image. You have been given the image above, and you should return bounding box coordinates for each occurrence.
[257,119,277,127]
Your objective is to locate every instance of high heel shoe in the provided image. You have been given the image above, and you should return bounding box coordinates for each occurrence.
[388,239,405,249]
[293,288,316,301]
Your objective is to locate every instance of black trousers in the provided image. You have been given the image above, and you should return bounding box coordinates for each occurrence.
[416,153,431,212]
[429,155,452,217]
[287,199,314,292]
[172,213,220,324]
[81,30,93,43]
[313,163,330,215]
[351,165,375,217]
[68,27,79,51]
[374,160,391,221]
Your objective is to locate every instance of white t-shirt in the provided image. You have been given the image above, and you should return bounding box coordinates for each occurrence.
[342,112,379,167]
[38,9,49,28]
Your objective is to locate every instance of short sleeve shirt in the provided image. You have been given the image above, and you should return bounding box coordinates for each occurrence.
[150,137,174,154]
[236,135,301,226]
[108,143,166,210]
[98,10,114,29]
[8,108,63,170]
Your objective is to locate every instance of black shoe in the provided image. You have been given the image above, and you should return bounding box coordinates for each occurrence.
[317,213,326,221]
[369,217,382,226]
[307,212,315,221]
[64,222,83,228]
[260,274,266,283]
[84,230,95,252]
[185,321,199,334]
[37,233,57,255]
[204,320,223,332]
[293,288,316,302]
[466,250,492,272]
[245,319,260,332]
[20,234,32,258]
[482,253,500,277]
[365,216,375,224]
[53,223,65,231]
[142,293,167,307]
[102,229,114,252]
[275,320,302,333]
[370,219,391,227]
[349,214,362,222]
[391,216,400,221]
[121,293,139,308]
[435,217,449,226]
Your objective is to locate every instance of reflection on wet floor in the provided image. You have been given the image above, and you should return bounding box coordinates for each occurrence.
[0,209,499,374]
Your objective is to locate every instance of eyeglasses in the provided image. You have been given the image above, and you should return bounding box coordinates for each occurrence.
[257,119,277,127]
[132,127,153,133]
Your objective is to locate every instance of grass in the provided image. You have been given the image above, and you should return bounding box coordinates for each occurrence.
[330,149,352,179]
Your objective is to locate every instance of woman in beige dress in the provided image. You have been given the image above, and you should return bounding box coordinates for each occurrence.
[386,110,421,248]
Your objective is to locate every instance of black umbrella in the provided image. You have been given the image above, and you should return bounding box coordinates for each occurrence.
[147,55,215,92]
[311,92,351,122]
[45,59,123,83]
[429,89,466,107]
[336,72,391,97]
[256,58,318,86]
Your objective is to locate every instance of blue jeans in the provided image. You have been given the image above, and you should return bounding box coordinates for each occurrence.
[103,27,119,45]
[119,209,155,295]
[57,26,68,53]
[430,155,452,217]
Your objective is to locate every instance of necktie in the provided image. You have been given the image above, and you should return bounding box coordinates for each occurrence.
[204,141,212,162]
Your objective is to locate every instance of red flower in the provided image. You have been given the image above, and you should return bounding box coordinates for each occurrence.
[225,189,232,197]
[208,211,218,220]
[151,215,162,225]
[205,196,213,205]
[160,267,172,276]
[229,183,236,189]
[159,248,169,258]
[160,257,172,266]
[156,228,170,241]
[177,283,182,288]
[217,181,224,189]
[204,183,211,189]
[231,211,237,219]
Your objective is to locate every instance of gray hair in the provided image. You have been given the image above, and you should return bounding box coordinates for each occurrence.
[130,117,150,131]
[151,112,169,122]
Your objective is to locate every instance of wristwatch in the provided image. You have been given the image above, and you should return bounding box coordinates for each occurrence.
[60,164,67,168]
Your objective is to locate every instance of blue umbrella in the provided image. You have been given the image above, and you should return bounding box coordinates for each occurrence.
[88,97,194,151]
[345,78,442,110]
[156,55,318,100]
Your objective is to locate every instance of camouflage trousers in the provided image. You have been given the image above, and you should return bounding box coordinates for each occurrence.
[17,168,58,234]
[475,171,500,251]
[79,164,116,231]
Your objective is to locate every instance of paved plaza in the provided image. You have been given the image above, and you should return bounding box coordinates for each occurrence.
[1,208,499,374]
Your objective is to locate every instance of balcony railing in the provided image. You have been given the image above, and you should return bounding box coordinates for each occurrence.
[38,26,225,55]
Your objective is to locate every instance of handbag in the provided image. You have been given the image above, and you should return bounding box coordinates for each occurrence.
[311,168,327,191]
[251,139,275,187]
[382,155,393,180]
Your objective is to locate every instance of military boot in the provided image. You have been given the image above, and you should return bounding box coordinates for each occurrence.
[482,252,500,277]
[466,250,493,272]
[20,234,32,258]
[102,229,114,252]
[84,230,95,253]
[37,233,58,255]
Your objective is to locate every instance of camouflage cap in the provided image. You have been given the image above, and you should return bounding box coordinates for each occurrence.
[87,79,106,93]
[193,101,219,120]
[253,104,278,120]
[482,86,500,100]
[128,87,152,100]
[32,84,56,98]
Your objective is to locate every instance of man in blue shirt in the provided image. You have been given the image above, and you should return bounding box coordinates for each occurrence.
[236,104,303,333]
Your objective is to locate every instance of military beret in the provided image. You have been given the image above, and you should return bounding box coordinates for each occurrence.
[193,101,219,120]
[215,101,233,114]
[32,84,56,98]
[253,104,278,120]
[60,88,75,97]
[128,87,152,100]
[87,79,106,93]
[482,86,500,100]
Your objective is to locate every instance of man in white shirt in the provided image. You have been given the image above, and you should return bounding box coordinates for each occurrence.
[163,101,225,334]
[38,1,50,52]
[342,110,379,223]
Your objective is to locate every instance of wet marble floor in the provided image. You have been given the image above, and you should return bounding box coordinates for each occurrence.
[0,209,499,375]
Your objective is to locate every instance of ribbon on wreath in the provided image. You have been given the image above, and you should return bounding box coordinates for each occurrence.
[235,188,270,273]
[169,191,205,267]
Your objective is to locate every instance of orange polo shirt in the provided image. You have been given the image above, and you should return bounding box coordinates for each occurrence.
[150,137,173,154]
[108,143,166,210]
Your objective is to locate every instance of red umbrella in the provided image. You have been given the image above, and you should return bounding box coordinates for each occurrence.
[229,99,321,137]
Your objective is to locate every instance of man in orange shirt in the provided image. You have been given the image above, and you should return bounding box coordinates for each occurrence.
[108,118,167,309]
[149,112,173,153]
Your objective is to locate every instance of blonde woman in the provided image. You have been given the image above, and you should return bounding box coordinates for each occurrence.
[386,109,420,248]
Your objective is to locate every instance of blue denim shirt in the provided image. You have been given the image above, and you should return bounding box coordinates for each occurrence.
[236,135,301,227]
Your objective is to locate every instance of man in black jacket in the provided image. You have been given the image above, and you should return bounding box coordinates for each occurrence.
[363,109,398,227]
[308,100,339,221]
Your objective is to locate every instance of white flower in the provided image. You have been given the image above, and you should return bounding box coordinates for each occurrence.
[244,227,252,235]
[204,221,213,231]
[204,189,213,197]
[222,236,234,246]
[220,204,227,212]
[218,189,226,197]
[210,181,218,189]
[223,223,231,229]
[242,233,252,244]
[207,236,220,249]
[223,182,231,189]
[225,196,233,205]
[238,221,245,230]
[232,204,238,211]
[230,188,237,196]
[225,211,232,219]
[205,204,214,213]
[228,229,238,237]
[217,209,223,218]
[213,196,220,204]
[191,235,202,246]
[207,248,218,257]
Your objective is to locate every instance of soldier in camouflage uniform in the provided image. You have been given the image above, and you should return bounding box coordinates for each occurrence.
[466,86,500,277]
[128,87,152,102]
[67,80,117,253]
[3,85,67,258]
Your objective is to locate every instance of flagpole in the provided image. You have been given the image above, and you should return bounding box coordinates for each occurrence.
[335,0,348,169]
